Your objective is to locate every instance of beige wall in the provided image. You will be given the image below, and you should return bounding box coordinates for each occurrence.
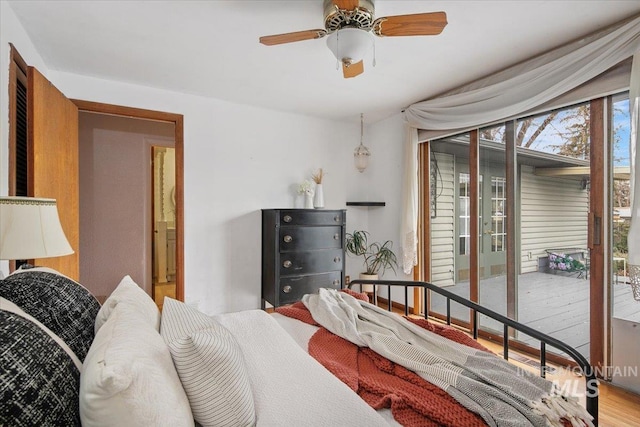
[78,112,174,299]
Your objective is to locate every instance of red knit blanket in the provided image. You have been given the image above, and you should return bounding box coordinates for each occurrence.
[277,292,575,427]
[276,295,487,427]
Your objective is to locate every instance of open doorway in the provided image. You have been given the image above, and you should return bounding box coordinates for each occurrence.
[73,100,184,308]
[78,112,176,304]
[152,146,177,309]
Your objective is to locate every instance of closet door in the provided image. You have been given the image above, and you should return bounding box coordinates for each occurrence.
[28,67,79,280]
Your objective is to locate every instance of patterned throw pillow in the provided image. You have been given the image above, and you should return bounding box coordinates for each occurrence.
[161,297,256,427]
[0,310,81,427]
[0,268,100,361]
[1,296,82,370]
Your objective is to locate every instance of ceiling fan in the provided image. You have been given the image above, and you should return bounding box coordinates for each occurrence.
[259,0,447,78]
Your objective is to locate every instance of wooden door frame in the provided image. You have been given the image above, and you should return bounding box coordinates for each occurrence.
[589,97,606,372]
[72,100,185,302]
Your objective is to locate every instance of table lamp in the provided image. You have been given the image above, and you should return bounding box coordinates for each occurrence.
[0,197,74,275]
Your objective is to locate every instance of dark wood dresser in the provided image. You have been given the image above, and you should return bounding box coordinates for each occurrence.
[261,209,346,308]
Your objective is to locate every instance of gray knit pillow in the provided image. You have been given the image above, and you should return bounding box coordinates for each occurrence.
[0,268,100,361]
[0,310,81,426]
[160,298,256,427]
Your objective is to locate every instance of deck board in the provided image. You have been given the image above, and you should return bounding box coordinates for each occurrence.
[428,271,640,360]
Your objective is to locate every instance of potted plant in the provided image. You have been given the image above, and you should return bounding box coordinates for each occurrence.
[345,230,398,293]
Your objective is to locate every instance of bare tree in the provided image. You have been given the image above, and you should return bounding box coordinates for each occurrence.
[520,113,559,148]
[479,112,559,147]
[550,105,590,159]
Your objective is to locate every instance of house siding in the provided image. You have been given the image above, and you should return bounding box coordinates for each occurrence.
[430,152,455,286]
[520,165,589,273]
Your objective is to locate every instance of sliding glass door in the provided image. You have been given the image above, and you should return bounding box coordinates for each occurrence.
[425,99,603,362]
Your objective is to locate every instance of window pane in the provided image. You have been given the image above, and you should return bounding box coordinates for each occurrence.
[612,95,636,321]
[517,101,591,360]
[516,103,590,161]
[429,133,472,323]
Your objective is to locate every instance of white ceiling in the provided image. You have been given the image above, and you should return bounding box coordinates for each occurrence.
[8,0,640,124]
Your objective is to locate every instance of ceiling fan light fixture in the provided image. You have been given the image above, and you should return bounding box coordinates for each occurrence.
[326,28,374,64]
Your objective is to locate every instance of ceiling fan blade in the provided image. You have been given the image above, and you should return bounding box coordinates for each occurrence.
[373,12,447,37]
[332,0,359,10]
[259,29,327,46]
[342,60,364,79]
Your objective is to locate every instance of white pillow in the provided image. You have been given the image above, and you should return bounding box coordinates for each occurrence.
[161,297,256,427]
[94,275,159,333]
[80,303,193,427]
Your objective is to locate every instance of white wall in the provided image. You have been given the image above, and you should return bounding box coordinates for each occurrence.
[363,113,413,304]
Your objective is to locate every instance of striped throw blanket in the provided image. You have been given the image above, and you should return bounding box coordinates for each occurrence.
[302,288,594,427]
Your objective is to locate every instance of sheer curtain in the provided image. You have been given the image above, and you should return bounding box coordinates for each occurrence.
[401,123,418,274]
[629,54,640,300]
[401,13,640,275]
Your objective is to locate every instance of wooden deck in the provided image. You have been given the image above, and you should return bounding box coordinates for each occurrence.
[429,271,640,360]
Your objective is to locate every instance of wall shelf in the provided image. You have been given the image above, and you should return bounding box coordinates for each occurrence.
[346,202,385,207]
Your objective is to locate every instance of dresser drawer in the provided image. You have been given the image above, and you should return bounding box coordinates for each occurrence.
[279,226,342,252]
[279,249,343,276]
[279,272,342,305]
[279,210,344,226]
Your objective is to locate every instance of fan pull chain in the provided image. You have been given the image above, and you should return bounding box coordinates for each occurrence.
[372,42,377,67]
[335,30,341,70]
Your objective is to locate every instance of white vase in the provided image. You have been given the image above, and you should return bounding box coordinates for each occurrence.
[304,194,314,209]
[314,184,324,209]
[359,273,378,293]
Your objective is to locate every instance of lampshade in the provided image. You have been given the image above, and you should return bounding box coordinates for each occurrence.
[326,28,374,65]
[354,113,370,173]
[0,196,74,260]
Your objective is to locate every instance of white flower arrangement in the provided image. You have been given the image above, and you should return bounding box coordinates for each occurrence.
[298,179,315,196]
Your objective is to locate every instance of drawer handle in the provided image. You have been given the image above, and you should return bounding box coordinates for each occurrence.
[283,215,292,223]
[334,215,340,222]
[283,260,292,268]
[334,257,341,263]
[332,280,340,286]
[283,285,292,294]
[283,235,293,243]
[333,233,340,240]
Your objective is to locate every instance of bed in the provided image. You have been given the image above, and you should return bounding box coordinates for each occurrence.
[0,268,597,427]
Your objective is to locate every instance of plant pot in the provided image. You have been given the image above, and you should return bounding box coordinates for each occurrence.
[359,273,378,293]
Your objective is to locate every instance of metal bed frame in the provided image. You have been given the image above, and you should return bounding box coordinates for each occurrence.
[348,279,599,425]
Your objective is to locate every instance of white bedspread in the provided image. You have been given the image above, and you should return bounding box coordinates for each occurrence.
[212,309,390,427]
[271,312,401,427]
